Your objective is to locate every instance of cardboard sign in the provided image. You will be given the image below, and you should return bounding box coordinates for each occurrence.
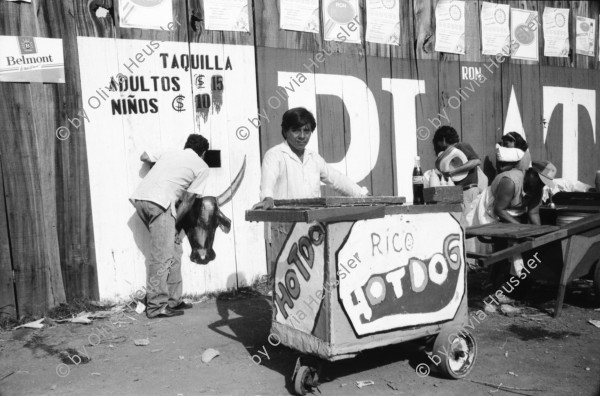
[0,35,64,83]
[273,222,326,333]
[337,213,465,336]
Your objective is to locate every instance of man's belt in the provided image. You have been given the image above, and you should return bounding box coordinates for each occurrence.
[462,184,478,191]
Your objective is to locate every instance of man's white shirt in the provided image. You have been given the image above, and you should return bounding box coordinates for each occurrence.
[130,148,209,217]
[259,141,368,200]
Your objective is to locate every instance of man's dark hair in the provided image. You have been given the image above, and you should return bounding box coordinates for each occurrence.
[524,168,543,196]
[281,107,317,138]
[184,134,209,157]
[502,132,528,151]
[433,126,460,145]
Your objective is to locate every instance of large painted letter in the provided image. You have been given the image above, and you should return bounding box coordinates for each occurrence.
[503,86,525,138]
[381,78,425,200]
[278,72,380,183]
[543,87,596,180]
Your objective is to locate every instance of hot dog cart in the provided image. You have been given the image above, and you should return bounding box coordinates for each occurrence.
[246,197,477,395]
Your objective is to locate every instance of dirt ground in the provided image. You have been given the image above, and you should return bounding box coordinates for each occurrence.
[1,268,600,396]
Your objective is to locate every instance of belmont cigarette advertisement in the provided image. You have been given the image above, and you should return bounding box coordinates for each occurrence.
[0,35,65,83]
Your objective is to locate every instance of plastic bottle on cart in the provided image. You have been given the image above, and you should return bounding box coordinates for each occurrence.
[412,156,424,205]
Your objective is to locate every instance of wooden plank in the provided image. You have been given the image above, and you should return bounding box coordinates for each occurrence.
[466,223,559,239]
[0,0,67,317]
[366,54,395,196]
[274,196,406,207]
[54,0,100,302]
[246,206,386,223]
[542,205,600,213]
[188,0,253,45]
[552,192,600,205]
[413,0,438,61]
[253,0,319,157]
[476,214,600,266]
[0,155,16,319]
[318,1,374,197]
[384,203,463,215]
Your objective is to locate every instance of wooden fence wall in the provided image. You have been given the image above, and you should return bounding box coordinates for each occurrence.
[0,0,599,318]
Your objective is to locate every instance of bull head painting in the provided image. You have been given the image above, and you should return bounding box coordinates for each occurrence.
[179,157,246,265]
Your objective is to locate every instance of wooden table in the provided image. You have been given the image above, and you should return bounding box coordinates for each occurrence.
[466,223,560,241]
[465,215,600,317]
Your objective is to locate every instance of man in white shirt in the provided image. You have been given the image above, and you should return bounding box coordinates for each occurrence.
[252,107,368,210]
[130,134,210,318]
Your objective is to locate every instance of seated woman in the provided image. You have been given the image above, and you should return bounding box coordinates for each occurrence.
[465,160,556,281]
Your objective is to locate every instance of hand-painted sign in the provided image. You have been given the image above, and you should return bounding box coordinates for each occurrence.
[77,38,263,299]
[337,213,465,335]
[273,222,326,333]
[0,35,64,83]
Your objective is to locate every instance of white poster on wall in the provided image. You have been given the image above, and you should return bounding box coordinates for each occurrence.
[0,35,64,83]
[480,2,510,56]
[365,0,400,45]
[543,7,570,57]
[204,0,250,32]
[510,8,539,61]
[76,37,265,299]
[279,0,319,34]
[119,0,174,30]
[434,0,465,55]
[576,16,595,57]
[323,0,361,44]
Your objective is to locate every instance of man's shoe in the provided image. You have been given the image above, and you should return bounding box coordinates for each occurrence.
[171,301,193,310]
[149,306,184,318]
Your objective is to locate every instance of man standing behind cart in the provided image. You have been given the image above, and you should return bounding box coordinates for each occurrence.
[433,126,484,212]
[252,107,368,210]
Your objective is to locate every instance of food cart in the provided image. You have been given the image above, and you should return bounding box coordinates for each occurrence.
[246,197,477,395]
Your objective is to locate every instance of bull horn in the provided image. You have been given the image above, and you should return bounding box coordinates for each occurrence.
[216,156,246,206]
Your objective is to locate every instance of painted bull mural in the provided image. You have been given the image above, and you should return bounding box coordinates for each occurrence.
[178,157,246,264]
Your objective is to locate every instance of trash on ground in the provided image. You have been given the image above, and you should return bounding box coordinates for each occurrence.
[386,382,399,390]
[500,304,522,317]
[151,348,162,353]
[13,318,45,330]
[201,348,220,363]
[91,372,101,376]
[88,311,113,319]
[585,367,590,371]
[135,301,146,314]
[134,338,150,346]
[484,304,497,313]
[504,351,509,358]
[0,372,15,382]
[588,319,600,328]
[356,380,374,388]
[508,371,518,377]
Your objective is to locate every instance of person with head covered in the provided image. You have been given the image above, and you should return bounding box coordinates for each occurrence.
[496,131,532,173]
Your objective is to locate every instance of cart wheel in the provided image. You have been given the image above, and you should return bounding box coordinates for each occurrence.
[593,262,600,305]
[293,366,318,395]
[432,327,477,379]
